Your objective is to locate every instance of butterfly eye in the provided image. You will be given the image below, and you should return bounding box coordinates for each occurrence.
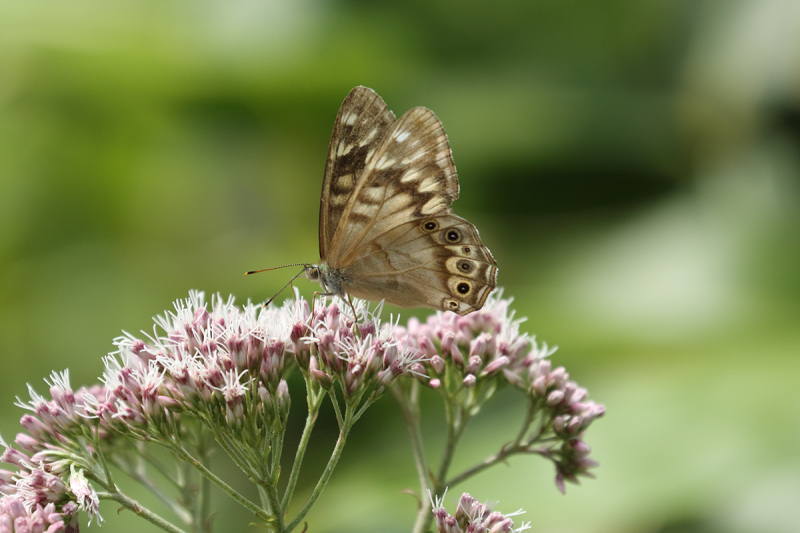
[456,282,471,295]
[457,260,473,273]
[447,300,459,310]
[422,220,439,232]
[462,246,471,254]
[444,229,462,243]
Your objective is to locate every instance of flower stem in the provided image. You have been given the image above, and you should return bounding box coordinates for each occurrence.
[98,490,187,533]
[284,403,354,532]
[281,379,323,511]
[445,444,523,488]
[392,382,432,533]
[169,442,273,524]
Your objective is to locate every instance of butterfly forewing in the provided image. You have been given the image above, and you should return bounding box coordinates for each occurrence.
[327,106,459,266]
[319,87,396,260]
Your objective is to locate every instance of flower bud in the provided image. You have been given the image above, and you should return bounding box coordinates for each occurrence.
[429,378,441,390]
[466,355,482,375]
[15,433,40,453]
[546,390,565,406]
[547,367,568,389]
[276,380,291,422]
[429,355,446,375]
[553,416,566,434]
[450,344,464,368]
[481,355,509,376]
[441,332,455,355]
[326,304,340,330]
[532,376,547,397]
[311,369,333,390]
[463,374,477,388]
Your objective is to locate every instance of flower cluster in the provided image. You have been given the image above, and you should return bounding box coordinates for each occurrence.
[0,433,96,533]
[429,490,530,533]
[0,289,605,530]
[2,291,431,528]
[0,496,71,533]
[396,291,605,491]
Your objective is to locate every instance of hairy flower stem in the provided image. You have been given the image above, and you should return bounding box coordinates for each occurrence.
[285,403,355,532]
[98,490,187,533]
[281,379,325,511]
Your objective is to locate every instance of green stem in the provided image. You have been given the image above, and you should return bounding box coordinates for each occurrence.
[444,443,523,488]
[273,417,289,481]
[284,404,354,532]
[98,490,187,533]
[281,382,322,511]
[328,389,344,429]
[392,382,432,533]
[169,443,272,523]
[197,433,213,533]
[435,404,466,485]
[260,482,284,531]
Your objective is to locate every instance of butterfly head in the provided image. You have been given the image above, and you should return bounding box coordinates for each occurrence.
[305,262,347,299]
[304,264,321,282]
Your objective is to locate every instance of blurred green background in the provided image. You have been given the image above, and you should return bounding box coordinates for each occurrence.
[1,1,799,532]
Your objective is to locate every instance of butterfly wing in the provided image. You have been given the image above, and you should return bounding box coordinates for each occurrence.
[326,103,497,314]
[342,214,498,315]
[319,87,396,260]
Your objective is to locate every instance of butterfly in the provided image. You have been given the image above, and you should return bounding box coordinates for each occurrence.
[254,87,497,316]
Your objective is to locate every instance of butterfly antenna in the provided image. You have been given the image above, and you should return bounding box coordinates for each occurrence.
[245,263,308,276]
[262,267,307,308]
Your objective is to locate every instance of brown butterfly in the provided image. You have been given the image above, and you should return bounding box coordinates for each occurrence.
[253,87,497,316]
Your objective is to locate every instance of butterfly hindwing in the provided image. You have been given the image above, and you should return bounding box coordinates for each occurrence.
[342,215,497,315]
[319,86,396,260]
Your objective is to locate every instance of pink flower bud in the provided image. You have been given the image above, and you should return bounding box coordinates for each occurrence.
[470,334,488,357]
[532,376,547,397]
[450,344,464,368]
[15,433,40,453]
[463,374,477,388]
[359,320,376,338]
[441,332,455,355]
[547,390,565,406]
[466,355,482,375]
[1,448,30,469]
[326,304,340,330]
[418,335,438,359]
[19,415,48,441]
[429,378,441,389]
[481,355,509,376]
[277,380,291,421]
[430,355,446,374]
[547,367,568,388]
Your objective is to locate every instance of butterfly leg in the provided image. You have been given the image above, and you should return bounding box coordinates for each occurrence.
[345,292,361,337]
[311,291,335,320]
